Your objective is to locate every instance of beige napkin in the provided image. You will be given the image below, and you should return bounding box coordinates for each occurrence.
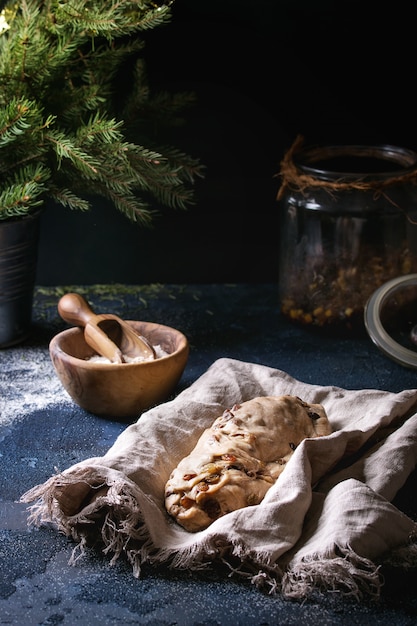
[22,357,417,599]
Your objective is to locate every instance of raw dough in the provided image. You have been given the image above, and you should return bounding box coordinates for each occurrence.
[164,395,331,532]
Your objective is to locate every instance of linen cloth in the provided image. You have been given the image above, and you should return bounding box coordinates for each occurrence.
[22,357,417,599]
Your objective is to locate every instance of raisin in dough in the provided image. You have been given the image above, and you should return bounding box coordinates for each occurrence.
[164,395,331,532]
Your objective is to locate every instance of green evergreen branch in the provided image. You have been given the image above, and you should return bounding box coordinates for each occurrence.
[51,0,172,39]
[0,0,205,222]
[45,130,101,175]
[0,162,50,218]
[75,113,126,146]
[48,187,91,212]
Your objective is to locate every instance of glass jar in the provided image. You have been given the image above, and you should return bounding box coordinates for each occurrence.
[277,140,417,334]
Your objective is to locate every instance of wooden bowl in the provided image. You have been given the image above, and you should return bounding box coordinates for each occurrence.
[49,321,189,419]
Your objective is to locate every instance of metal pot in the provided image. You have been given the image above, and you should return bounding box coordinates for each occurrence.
[0,211,41,347]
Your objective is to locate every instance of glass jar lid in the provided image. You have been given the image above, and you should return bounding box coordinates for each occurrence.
[364,274,417,368]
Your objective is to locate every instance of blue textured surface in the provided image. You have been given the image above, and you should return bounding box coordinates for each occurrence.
[1,283,417,625]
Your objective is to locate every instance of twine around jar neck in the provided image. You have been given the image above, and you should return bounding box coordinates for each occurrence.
[276,135,417,202]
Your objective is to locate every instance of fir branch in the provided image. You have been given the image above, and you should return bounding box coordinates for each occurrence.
[0,0,204,222]
[75,113,126,146]
[78,177,156,225]
[0,97,52,146]
[47,186,91,212]
[0,162,50,219]
[78,39,146,93]
[51,0,172,39]
[102,186,155,225]
[45,129,101,175]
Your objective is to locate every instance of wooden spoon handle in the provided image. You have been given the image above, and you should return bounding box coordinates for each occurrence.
[84,323,124,364]
[57,292,156,363]
[58,293,124,363]
[58,292,100,327]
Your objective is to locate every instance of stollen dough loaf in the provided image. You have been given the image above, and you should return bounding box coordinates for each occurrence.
[164,395,331,532]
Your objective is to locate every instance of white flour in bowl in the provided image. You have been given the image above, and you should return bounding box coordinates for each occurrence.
[87,344,168,363]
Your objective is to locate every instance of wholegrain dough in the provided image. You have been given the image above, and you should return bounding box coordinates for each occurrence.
[164,395,332,532]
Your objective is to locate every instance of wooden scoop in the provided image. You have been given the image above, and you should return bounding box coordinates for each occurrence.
[58,292,156,364]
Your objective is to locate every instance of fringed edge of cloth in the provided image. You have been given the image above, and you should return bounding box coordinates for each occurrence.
[282,546,382,600]
[20,469,285,594]
[20,470,417,601]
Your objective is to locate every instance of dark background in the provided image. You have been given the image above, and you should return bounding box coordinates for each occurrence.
[36,0,416,285]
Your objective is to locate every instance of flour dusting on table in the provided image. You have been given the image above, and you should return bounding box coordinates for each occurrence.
[0,346,70,426]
